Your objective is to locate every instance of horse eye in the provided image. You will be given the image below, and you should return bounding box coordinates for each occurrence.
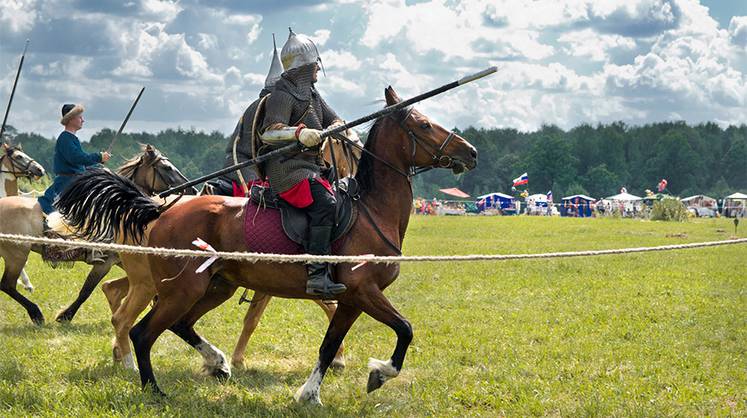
[420,123,431,130]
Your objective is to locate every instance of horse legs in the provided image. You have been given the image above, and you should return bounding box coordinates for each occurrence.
[169,275,237,380]
[315,299,345,370]
[295,303,362,405]
[357,289,413,393]
[111,281,155,370]
[129,270,210,395]
[230,295,345,370]
[231,291,272,369]
[102,276,129,315]
[0,255,44,325]
[18,266,33,293]
[55,255,117,323]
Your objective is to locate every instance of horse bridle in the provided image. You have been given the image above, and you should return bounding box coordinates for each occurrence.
[397,107,457,176]
[0,148,39,178]
[129,153,173,195]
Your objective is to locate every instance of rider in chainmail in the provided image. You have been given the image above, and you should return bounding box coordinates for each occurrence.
[213,36,285,196]
[259,28,350,298]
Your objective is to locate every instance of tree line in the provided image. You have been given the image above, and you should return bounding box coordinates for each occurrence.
[5,120,746,199]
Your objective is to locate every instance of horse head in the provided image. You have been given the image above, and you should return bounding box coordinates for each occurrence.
[1,142,46,179]
[117,144,196,196]
[384,86,477,174]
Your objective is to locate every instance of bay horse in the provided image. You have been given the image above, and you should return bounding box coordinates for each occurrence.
[0,143,45,292]
[0,144,193,325]
[54,86,477,404]
[99,136,362,371]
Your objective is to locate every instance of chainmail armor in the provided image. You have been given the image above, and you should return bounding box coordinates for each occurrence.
[260,64,340,192]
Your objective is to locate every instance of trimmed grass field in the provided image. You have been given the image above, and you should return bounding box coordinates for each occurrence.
[1,216,745,416]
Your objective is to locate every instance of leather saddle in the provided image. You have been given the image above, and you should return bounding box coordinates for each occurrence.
[249,177,359,246]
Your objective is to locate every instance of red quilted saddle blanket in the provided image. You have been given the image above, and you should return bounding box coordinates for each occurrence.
[242,201,344,255]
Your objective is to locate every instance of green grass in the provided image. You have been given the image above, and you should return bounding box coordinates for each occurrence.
[1,216,745,416]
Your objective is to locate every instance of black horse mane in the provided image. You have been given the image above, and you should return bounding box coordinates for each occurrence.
[54,168,160,243]
[355,107,410,194]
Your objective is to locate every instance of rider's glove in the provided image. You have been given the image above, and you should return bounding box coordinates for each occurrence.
[297,128,323,147]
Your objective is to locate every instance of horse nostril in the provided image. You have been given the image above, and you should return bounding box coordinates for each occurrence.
[470,148,478,159]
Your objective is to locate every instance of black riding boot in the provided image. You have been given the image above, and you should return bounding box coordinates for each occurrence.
[305,225,346,298]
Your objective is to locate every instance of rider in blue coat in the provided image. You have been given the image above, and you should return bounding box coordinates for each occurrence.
[38,104,111,264]
[38,104,110,214]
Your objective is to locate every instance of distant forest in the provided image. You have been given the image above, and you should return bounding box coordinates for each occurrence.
[5,120,746,199]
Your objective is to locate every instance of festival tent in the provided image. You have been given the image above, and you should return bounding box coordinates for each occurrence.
[604,192,643,217]
[605,192,642,201]
[560,194,595,217]
[525,193,550,215]
[439,188,470,199]
[476,192,515,212]
[681,195,716,208]
[724,192,747,217]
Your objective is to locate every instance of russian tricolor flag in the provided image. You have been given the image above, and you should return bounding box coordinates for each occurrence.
[512,172,528,187]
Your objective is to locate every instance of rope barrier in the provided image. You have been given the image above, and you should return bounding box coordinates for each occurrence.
[0,232,744,265]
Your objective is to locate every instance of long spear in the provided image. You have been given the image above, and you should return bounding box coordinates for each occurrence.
[158,66,497,198]
[0,39,30,141]
[107,86,145,153]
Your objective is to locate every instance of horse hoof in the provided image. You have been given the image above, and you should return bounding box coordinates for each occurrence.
[212,368,231,382]
[231,358,245,370]
[28,307,45,326]
[366,369,386,393]
[24,285,34,293]
[144,383,167,398]
[330,357,346,371]
[55,310,74,323]
[294,387,322,405]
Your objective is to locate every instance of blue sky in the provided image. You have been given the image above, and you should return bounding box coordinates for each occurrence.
[1,0,747,141]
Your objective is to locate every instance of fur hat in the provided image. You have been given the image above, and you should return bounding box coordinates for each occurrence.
[60,103,84,125]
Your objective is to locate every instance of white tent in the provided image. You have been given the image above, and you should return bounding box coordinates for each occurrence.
[681,195,717,208]
[605,192,642,201]
[562,194,596,201]
[724,192,747,217]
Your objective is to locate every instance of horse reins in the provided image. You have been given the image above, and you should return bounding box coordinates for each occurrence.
[345,109,460,256]
[0,149,39,178]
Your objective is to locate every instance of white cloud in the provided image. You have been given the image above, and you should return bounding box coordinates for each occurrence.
[141,0,182,22]
[0,0,37,33]
[321,49,362,71]
[558,29,636,62]
[729,16,747,48]
[310,29,331,46]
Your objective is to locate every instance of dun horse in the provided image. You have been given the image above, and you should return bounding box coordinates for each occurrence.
[55,87,477,404]
[0,145,192,324]
[0,143,45,292]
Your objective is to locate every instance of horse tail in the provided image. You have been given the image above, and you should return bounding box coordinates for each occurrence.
[54,168,161,244]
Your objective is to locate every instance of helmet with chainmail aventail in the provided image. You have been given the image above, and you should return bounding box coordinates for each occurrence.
[264,34,284,88]
[280,27,322,72]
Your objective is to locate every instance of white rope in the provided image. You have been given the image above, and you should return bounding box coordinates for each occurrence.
[0,232,744,265]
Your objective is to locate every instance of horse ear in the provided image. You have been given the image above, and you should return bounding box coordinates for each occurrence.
[384,86,401,106]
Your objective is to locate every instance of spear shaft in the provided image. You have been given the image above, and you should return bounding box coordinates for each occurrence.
[107,86,145,153]
[1,40,30,140]
[158,66,497,198]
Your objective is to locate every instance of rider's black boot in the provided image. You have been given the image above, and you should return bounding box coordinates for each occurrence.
[305,225,346,298]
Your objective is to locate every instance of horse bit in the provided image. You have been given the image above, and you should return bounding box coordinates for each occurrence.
[0,148,38,178]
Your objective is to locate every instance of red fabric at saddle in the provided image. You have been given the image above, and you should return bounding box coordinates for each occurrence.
[242,200,344,255]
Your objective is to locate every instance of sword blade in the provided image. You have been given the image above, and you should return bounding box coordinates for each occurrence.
[107,86,145,152]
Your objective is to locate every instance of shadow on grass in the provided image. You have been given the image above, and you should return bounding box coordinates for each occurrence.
[0,319,110,337]
[65,362,357,417]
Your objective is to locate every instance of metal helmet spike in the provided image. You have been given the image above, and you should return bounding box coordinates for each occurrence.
[280,27,322,72]
[264,33,284,88]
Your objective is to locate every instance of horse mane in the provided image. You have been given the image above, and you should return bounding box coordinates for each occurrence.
[355,107,410,194]
[117,145,162,178]
[54,168,160,243]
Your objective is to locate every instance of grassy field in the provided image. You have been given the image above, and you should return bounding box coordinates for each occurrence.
[0,216,745,416]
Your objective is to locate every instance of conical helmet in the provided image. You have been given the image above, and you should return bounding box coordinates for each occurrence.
[264,34,284,88]
[280,27,321,71]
